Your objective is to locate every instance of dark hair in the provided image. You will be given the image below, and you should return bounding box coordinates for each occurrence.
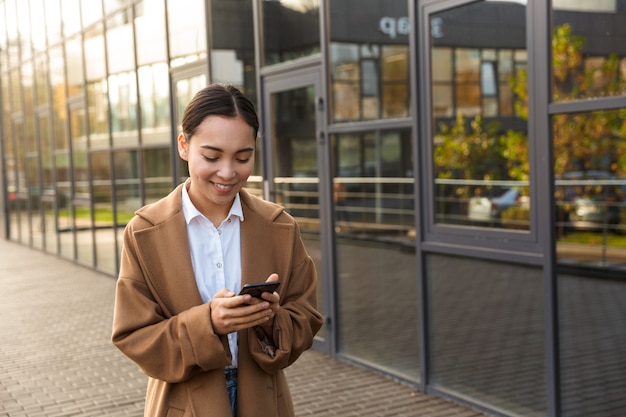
[181,84,259,140]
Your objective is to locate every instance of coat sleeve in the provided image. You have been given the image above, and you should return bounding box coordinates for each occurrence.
[247,221,324,374]
[111,220,232,383]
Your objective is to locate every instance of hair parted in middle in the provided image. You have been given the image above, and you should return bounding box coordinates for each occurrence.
[181,84,259,141]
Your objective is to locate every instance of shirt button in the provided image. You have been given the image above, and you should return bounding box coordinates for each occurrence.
[217,262,222,268]
[218,229,222,235]
[227,218,232,223]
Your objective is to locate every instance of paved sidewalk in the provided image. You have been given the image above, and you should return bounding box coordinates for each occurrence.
[0,239,490,417]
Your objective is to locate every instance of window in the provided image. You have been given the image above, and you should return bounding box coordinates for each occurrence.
[552,8,626,101]
[66,37,84,98]
[329,0,410,122]
[429,1,530,231]
[87,80,109,140]
[427,254,546,415]
[62,0,81,37]
[262,0,320,66]
[138,63,171,145]
[108,71,138,143]
[106,9,135,74]
[167,0,206,66]
[210,0,256,100]
[134,0,167,66]
[333,128,418,380]
[34,54,49,106]
[49,46,69,151]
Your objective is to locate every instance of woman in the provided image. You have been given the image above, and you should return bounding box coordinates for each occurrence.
[112,84,323,417]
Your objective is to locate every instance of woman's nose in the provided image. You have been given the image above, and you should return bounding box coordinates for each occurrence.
[217,163,236,179]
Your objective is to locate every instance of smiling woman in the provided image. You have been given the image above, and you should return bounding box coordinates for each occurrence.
[112,84,323,417]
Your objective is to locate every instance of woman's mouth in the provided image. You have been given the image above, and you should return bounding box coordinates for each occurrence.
[214,182,234,192]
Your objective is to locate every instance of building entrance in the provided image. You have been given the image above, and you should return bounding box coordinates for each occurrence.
[262,67,334,353]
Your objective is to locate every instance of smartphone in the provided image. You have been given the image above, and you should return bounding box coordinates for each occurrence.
[239,282,281,298]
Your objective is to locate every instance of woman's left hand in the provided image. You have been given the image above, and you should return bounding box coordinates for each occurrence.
[257,273,280,330]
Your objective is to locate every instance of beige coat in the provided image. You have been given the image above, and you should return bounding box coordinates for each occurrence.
[112,185,323,417]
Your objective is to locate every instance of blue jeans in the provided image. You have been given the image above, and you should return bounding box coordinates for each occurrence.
[225,370,237,417]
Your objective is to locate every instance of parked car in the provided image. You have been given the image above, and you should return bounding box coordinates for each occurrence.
[556,171,625,231]
[467,187,529,223]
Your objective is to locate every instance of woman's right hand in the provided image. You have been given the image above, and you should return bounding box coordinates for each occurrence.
[209,288,273,335]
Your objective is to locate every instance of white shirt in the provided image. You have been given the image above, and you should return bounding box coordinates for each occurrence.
[181,181,244,368]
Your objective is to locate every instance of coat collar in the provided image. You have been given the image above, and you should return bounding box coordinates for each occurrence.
[135,184,284,226]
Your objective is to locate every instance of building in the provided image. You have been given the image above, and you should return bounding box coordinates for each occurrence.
[1,0,625,416]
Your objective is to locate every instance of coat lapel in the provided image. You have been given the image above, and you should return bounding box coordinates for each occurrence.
[239,190,293,288]
[133,185,203,316]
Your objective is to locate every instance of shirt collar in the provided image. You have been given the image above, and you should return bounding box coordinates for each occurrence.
[181,180,244,225]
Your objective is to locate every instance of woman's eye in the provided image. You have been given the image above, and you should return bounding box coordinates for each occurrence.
[237,158,251,163]
[203,156,218,162]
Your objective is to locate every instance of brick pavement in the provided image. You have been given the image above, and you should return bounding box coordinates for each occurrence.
[0,239,491,417]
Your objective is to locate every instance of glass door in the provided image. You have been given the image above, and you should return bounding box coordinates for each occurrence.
[263,68,333,353]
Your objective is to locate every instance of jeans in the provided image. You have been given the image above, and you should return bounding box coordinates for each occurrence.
[225,370,237,417]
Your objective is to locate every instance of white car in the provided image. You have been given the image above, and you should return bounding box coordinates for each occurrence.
[468,188,528,222]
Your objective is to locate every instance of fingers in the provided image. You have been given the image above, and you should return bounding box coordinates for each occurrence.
[211,296,273,335]
[260,290,279,304]
[210,278,281,335]
[261,273,280,303]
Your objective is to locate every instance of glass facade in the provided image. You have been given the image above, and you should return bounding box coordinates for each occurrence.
[552,3,626,417]
[1,1,625,417]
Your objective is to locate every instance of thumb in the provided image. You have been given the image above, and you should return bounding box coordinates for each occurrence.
[213,288,235,298]
[266,273,279,283]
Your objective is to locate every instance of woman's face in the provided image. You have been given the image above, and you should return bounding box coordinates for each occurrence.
[178,115,256,218]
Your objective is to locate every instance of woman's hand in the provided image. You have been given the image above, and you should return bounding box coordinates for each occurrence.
[257,273,281,333]
[210,288,273,335]
[210,273,281,335]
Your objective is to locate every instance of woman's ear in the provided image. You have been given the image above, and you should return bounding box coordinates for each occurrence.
[177,133,189,160]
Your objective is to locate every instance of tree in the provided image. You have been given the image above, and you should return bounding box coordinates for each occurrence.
[435,23,626,184]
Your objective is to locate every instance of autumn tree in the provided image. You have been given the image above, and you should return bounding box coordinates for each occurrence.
[435,23,626,184]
